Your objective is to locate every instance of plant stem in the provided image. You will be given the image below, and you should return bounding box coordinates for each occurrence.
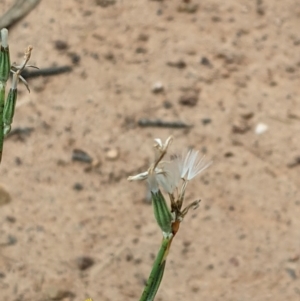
[0,82,5,163]
[139,236,173,301]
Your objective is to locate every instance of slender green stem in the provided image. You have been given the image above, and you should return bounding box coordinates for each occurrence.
[139,236,172,301]
[0,82,5,163]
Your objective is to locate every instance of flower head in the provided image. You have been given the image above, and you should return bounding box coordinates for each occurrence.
[128,137,212,221]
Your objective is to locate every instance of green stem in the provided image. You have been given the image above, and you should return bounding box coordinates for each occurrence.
[139,236,172,301]
[0,82,5,163]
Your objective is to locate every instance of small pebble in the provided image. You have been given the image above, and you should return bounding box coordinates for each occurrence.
[286,156,300,168]
[232,120,250,134]
[95,0,116,7]
[73,183,84,191]
[152,82,164,94]
[224,151,234,157]
[255,123,268,135]
[200,56,211,66]
[7,235,17,246]
[6,216,16,223]
[137,33,149,42]
[76,256,95,271]
[177,3,198,13]
[285,268,297,280]
[15,157,22,165]
[0,185,11,206]
[163,100,172,109]
[201,118,212,125]
[240,112,254,120]
[167,59,186,69]
[104,51,115,61]
[54,40,69,51]
[179,92,198,107]
[68,52,81,64]
[72,149,93,163]
[106,148,119,161]
[135,47,147,54]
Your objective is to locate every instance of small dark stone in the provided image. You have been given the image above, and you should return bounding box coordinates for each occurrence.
[293,39,300,46]
[163,100,172,109]
[73,183,84,191]
[229,205,235,211]
[256,0,265,15]
[167,59,186,69]
[68,52,81,64]
[224,151,234,157]
[132,238,139,244]
[157,9,163,15]
[6,216,16,223]
[285,268,297,280]
[95,0,116,7]
[201,118,211,125]
[54,40,69,51]
[8,127,34,141]
[83,10,92,16]
[126,254,133,261]
[240,112,254,120]
[287,156,300,168]
[72,149,93,163]
[179,93,198,107]
[137,33,149,42]
[286,66,295,73]
[104,51,115,61]
[234,174,241,180]
[200,56,211,66]
[15,157,22,165]
[206,264,214,270]
[211,16,222,22]
[76,256,95,271]
[232,120,250,134]
[135,47,147,54]
[7,235,17,246]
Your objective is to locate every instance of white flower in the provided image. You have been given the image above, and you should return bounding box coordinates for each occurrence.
[127,138,212,195]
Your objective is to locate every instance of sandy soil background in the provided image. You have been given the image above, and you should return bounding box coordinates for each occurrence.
[0,0,300,300]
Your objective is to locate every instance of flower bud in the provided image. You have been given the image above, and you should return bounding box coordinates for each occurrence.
[0,29,11,83]
[151,190,173,235]
[3,85,17,135]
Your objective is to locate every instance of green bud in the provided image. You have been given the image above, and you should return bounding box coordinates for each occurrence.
[3,87,17,136]
[151,190,173,235]
[0,29,11,83]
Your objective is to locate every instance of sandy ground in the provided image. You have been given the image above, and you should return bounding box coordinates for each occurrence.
[0,0,300,300]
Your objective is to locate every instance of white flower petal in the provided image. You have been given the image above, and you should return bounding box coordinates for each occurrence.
[156,160,181,193]
[187,153,212,180]
[127,171,149,181]
[154,138,163,148]
[147,173,159,193]
[178,149,212,181]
